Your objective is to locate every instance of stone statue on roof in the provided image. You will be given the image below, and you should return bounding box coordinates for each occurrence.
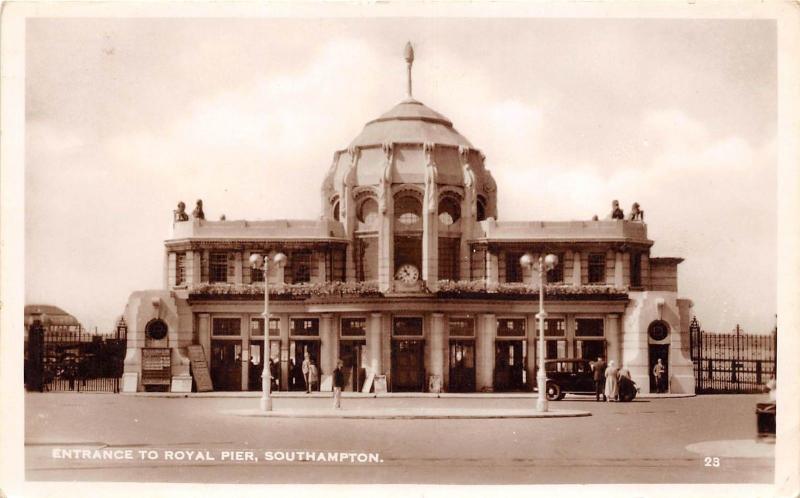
[192,199,205,220]
[173,201,189,222]
[628,202,644,221]
[609,200,624,220]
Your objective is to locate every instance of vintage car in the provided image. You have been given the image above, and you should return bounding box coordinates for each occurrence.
[544,359,596,400]
[544,358,638,401]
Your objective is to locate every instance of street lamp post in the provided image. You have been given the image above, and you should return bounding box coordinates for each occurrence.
[249,252,287,412]
[521,252,559,412]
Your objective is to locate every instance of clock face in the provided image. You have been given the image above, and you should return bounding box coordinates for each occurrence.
[395,264,420,283]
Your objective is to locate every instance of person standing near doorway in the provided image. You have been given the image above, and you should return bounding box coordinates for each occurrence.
[308,357,319,392]
[302,351,311,393]
[333,359,345,409]
[653,358,666,393]
[591,356,607,402]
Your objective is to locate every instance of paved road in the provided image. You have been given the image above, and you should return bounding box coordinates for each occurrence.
[24,393,773,485]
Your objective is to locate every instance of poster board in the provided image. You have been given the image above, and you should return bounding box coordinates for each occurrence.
[373,374,387,394]
[141,348,171,386]
[361,372,375,393]
[186,345,213,392]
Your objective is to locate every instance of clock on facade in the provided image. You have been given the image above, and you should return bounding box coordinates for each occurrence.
[395,264,420,283]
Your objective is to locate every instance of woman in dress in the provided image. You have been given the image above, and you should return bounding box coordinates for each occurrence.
[604,360,620,402]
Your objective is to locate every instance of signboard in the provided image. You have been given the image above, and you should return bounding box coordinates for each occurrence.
[141,348,171,386]
[373,375,387,394]
[361,372,375,393]
[187,345,214,392]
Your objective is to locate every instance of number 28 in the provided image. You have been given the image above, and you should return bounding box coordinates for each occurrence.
[704,457,720,467]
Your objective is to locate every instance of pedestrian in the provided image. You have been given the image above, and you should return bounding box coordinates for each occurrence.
[617,364,635,402]
[308,357,319,392]
[269,357,280,391]
[302,351,311,393]
[333,359,345,409]
[653,358,666,393]
[604,360,619,402]
[591,356,607,402]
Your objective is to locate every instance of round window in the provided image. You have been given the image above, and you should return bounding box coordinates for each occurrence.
[395,195,422,226]
[146,319,168,340]
[648,321,669,341]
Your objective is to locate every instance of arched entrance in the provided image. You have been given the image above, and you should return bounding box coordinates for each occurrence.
[647,320,670,393]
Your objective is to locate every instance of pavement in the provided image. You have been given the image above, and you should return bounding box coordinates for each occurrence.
[225,406,591,419]
[22,392,775,487]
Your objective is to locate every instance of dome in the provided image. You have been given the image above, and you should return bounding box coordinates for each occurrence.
[348,98,473,148]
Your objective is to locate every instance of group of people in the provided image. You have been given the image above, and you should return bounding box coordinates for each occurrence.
[590,357,636,402]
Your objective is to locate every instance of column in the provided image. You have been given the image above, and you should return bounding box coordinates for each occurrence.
[279,314,290,390]
[187,251,202,285]
[378,197,395,293]
[320,314,336,377]
[606,314,621,365]
[317,250,327,284]
[367,312,383,375]
[240,316,249,391]
[526,313,537,388]
[429,313,445,392]
[475,313,496,391]
[486,251,499,286]
[422,206,439,292]
[198,313,211,365]
[572,251,582,287]
[614,251,624,288]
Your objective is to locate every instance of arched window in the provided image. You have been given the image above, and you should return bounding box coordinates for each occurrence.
[477,196,487,221]
[438,196,461,226]
[357,198,378,225]
[395,195,422,226]
[331,199,340,222]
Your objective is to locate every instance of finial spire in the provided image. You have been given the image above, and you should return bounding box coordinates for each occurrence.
[404,42,414,99]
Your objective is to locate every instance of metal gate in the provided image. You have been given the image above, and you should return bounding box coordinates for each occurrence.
[25,320,127,393]
[689,317,777,394]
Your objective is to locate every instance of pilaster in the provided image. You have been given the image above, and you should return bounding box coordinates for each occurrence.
[476,313,496,391]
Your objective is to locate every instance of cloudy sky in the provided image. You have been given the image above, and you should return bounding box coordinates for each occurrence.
[25,17,777,333]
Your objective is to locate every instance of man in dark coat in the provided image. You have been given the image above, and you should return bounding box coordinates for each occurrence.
[333,359,346,409]
[592,356,607,402]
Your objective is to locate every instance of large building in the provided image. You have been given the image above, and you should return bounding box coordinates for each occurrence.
[121,44,695,395]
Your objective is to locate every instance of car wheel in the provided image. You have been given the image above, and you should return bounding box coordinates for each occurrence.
[546,383,561,401]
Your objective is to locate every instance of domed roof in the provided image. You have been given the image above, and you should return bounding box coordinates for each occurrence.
[348,98,473,148]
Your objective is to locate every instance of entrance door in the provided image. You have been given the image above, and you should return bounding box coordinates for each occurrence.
[339,340,366,392]
[210,340,242,391]
[290,340,321,391]
[494,340,527,391]
[449,340,475,392]
[391,340,425,392]
[649,344,669,392]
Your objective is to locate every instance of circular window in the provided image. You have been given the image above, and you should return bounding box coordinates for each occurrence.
[648,321,669,341]
[438,196,461,226]
[357,198,378,225]
[146,319,168,340]
[395,195,422,226]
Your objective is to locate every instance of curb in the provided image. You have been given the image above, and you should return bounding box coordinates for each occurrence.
[222,408,592,419]
[118,392,696,399]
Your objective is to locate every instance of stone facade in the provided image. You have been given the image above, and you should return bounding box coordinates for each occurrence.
[122,48,694,395]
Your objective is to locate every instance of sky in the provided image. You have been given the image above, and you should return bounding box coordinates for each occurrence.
[24,17,777,334]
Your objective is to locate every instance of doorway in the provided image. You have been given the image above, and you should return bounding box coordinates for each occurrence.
[649,344,670,392]
[339,340,367,392]
[391,340,425,392]
[210,340,242,391]
[448,340,475,392]
[494,340,527,391]
[290,340,320,391]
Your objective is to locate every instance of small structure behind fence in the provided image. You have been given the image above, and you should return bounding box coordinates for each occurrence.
[689,317,777,394]
[25,317,127,393]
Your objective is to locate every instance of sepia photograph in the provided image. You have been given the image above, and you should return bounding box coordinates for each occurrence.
[2,2,799,498]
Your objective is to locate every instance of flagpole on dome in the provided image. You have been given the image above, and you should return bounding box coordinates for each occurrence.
[404,41,414,100]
